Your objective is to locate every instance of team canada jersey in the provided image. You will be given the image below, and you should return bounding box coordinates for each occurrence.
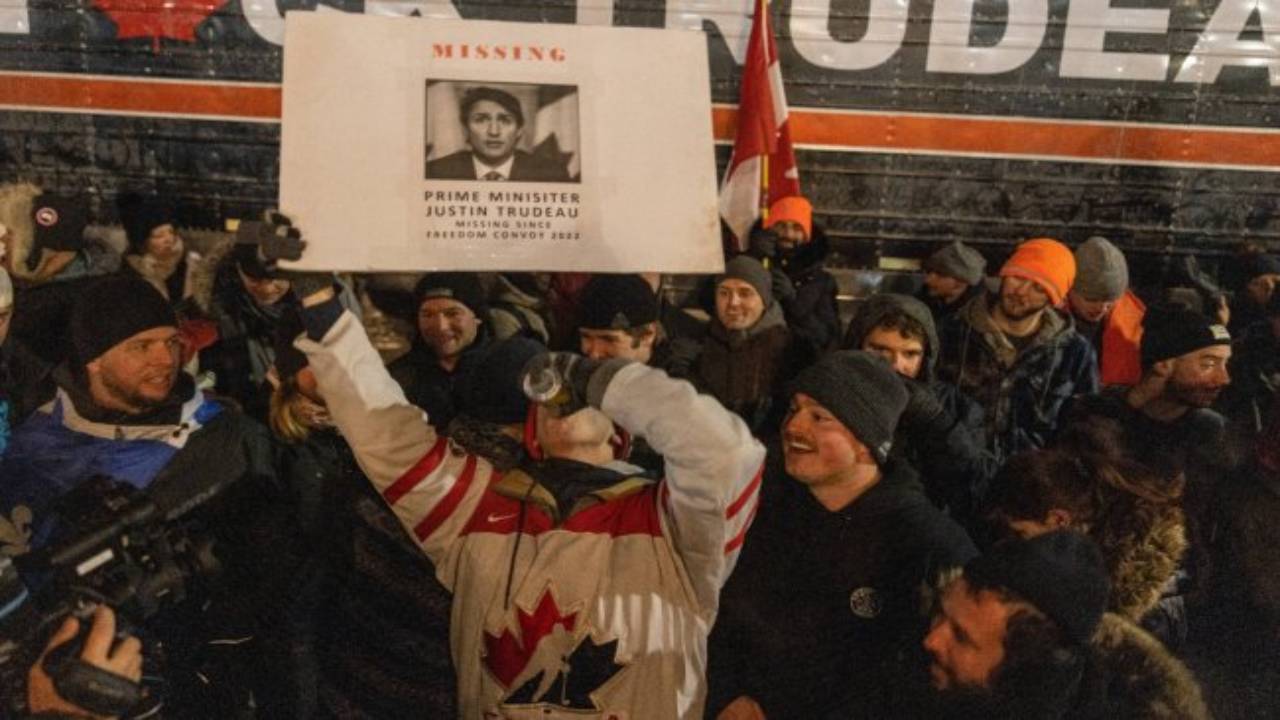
[299,312,765,719]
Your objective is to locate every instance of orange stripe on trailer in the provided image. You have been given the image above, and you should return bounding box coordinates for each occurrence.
[0,72,281,119]
[712,106,1280,170]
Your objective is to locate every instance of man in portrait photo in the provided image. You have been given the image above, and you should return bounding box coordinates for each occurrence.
[426,86,572,182]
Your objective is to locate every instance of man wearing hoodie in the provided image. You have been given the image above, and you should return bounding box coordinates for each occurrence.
[1068,236,1146,387]
[688,255,794,434]
[842,293,996,527]
[706,351,977,720]
[935,238,1098,461]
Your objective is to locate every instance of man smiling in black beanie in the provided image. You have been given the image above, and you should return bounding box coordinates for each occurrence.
[0,273,301,718]
[707,351,977,719]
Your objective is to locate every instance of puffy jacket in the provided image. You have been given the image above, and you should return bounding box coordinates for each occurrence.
[0,370,294,718]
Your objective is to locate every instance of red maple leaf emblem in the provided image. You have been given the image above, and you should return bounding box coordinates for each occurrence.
[483,589,578,688]
[92,0,225,50]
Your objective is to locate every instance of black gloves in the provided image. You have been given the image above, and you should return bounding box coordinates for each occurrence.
[747,227,779,260]
[234,210,305,266]
[898,378,952,437]
[235,211,333,299]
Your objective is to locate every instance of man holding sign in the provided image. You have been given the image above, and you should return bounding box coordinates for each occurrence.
[267,221,764,718]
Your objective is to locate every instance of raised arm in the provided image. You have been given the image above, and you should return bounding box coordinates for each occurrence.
[294,290,488,568]
[591,363,766,618]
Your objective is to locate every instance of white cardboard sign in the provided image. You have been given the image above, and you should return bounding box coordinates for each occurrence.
[279,13,723,273]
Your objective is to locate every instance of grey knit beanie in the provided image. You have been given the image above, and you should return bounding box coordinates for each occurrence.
[719,255,773,308]
[924,241,986,286]
[789,351,908,466]
[1073,236,1129,302]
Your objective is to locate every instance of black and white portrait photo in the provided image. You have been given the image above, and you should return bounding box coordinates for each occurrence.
[425,80,581,183]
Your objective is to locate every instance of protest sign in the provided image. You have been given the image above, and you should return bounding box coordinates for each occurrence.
[279,13,722,272]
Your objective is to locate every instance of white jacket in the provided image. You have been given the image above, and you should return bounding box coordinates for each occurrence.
[299,311,765,719]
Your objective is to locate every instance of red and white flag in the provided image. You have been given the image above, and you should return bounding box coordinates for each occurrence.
[718,0,801,251]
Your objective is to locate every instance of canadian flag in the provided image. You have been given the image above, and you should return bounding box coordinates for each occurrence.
[718,0,801,251]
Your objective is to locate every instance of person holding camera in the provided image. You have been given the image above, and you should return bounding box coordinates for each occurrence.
[0,274,298,717]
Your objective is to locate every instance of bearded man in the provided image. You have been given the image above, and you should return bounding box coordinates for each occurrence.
[1065,306,1237,644]
[935,238,1098,462]
[0,274,297,717]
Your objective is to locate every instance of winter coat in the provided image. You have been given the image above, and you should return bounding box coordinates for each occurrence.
[1216,319,1279,440]
[0,338,52,456]
[387,330,493,432]
[774,226,841,367]
[690,302,793,434]
[0,182,119,285]
[0,369,296,718]
[936,293,1098,461]
[194,241,358,420]
[1072,613,1211,720]
[1104,500,1187,623]
[874,613,1210,720]
[1212,436,1280,640]
[1065,391,1237,645]
[843,293,997,525]
[280,430,460,719]
[706,452,977,719]
[296,304,766,719]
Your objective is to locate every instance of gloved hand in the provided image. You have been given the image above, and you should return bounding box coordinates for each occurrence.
[899,378,951,438]
[520,352,602,416]
[747,227,779,260]
[234,210,304,264]
[771,267,797,305]
[234,211,332,299]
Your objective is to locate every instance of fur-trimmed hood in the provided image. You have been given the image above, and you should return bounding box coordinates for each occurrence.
[189,234,237,315]
[1077,613,1210,720]
[1103,504,1187,621]
[0,182,44,281]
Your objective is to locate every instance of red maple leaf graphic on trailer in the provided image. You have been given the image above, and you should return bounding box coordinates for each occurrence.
[92,0,225,49]
[483,589,579,688]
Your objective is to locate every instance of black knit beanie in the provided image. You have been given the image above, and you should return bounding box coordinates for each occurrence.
[118,193,175,255]
[964,530,1109,646]
[31,193,87,253]
[719,255,773,308]
[789,351,907,465]
[70,275,177,365]
[414,272,488,318]
[578,274,658,330]
[458,336,544,425]
[1140,305,1231,367]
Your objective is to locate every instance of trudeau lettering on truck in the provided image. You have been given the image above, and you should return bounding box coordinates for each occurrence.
[5,1,1276,87]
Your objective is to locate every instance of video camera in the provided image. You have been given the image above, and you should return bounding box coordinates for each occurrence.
[0,476,223,717]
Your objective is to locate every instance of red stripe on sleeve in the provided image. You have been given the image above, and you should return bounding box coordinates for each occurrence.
[382,436,448,505]
[723,496,760,555]
[725,464,764,519]
[414,454,479,541]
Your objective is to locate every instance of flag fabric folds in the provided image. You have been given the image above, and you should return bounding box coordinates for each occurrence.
[718,0,801,251]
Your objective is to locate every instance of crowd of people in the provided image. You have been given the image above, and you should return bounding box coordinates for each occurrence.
[0,184,1277,719]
